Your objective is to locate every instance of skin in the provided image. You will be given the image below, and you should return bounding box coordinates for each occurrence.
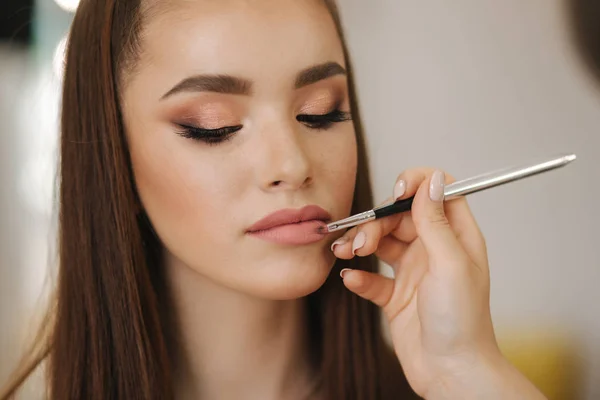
[123,0,356,301]
[120,0,547,398]
[122,1,354,397]
[333,170,548,399]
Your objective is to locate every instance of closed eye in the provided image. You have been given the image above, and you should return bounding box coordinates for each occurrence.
[296,109,352,130]
[174,108,352,145]
[175,124,243,145]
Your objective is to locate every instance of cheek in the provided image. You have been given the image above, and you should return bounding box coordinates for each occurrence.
[316,128,358,216]
[127,126,245,253]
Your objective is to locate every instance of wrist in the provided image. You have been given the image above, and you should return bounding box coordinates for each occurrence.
[425,349,547,400]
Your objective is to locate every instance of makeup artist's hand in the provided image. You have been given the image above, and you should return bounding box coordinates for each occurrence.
[331,169,546,400]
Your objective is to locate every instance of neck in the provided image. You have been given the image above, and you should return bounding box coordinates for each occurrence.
[165,255,318,400]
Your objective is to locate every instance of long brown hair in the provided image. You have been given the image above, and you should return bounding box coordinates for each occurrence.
[567,0,600,88]
[1,0,416,398]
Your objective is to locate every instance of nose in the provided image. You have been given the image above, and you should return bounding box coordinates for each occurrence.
[254,120,313,192]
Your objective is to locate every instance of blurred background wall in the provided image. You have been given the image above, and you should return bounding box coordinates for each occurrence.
[339,1,599,398]
[1,0,598,398]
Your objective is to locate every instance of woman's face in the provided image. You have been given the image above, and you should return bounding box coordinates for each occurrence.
[121,0,357,299]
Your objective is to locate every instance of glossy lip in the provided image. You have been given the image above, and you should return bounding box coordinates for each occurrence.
[247,205,331,245]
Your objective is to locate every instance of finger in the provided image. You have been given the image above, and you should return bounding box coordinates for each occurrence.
[373,235,409,272]
[381,238,429,318]
[388,212,417,243]
[330,227,358,259]
[330,211,405,259]
[378,195,418,243]
[390,168,437,242]
[392,167,436,200]
[340,268,394,308]
[334,200,418,259]
[332,168,433,258]
[350,212,404,257]
[331,168,446,259]
[410,168,488,268]
[442,197,488,268]
[411,170,468,273]
[374,239,427,322]
[329,194,394,259]
[403,168,486,267]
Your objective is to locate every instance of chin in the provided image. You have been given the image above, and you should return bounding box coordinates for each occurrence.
[168,243,338,300]
[240,249,337,300]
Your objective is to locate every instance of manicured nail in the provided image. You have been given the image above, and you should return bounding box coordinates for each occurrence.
[393,179,406,200]
[330,236,349,252]
[340,268,352,278]
[352,231,367,254]
[429,170,445,202]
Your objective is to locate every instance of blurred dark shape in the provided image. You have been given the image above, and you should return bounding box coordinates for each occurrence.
[0,0,34,45]
[567,0,600,87]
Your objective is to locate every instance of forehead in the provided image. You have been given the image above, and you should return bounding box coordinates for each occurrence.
[137,0,345,84]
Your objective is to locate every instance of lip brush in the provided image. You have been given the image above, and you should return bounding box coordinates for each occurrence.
[320,153,577,234]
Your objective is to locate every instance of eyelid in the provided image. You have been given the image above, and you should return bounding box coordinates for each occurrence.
[296,109,352,129]
[297,85,348,114]
[176,114,238,130]
[168,99,242,129]
[176,121,238,131]
[175,123,243,144]
[296,109,351,119]
[298,100,336,115]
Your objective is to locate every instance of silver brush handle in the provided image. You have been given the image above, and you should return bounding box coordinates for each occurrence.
[444,153,576,200]
[325,153,576,233]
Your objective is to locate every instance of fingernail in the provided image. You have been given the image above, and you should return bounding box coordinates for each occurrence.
[393,179,406,200]
[352,231,367,254]
[330,236,349,252]
[340,268,352,278]
[429,170,445,202]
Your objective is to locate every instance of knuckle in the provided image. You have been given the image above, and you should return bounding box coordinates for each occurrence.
[429,207,449,226]
[423,167,456,184]
[401,167,430,183]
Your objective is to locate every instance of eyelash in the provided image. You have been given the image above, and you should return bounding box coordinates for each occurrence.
[296,109,352,130]
[175,109,352,145]
[175,124,243,145]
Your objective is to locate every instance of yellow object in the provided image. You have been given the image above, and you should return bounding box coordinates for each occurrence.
[498,328,581,400]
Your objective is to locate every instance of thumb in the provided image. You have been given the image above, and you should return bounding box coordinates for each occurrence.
[341,269,394,308]
[412,170,466,270]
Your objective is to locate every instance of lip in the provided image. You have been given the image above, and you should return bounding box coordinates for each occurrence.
[247,205,331,245]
